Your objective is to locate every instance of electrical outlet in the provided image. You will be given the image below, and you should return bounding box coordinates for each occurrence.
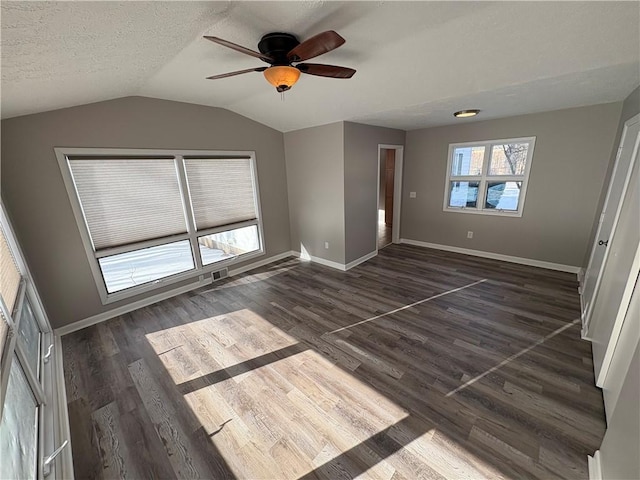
[467,231,473,239]
[324,241,329,249]
[409,192,417,198]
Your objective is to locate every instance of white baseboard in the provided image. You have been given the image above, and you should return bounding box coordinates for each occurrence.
[400,238,581,274]
[292,250,377,272]
[580,295,592,341]
[345,250,377,270]
[55,278,211,336]
[55,251,296,336]
[588,450,602,480]
[292,251,346,271]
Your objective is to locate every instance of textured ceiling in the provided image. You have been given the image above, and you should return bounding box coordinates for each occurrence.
[2,1,639,132]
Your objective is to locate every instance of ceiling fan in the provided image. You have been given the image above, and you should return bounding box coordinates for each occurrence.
[204,31,356,93]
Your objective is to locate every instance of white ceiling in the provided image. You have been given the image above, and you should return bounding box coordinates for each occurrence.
[2,1,639,132]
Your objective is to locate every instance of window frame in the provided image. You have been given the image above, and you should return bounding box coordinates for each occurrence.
[443,136,536,217]
[1,204,68,480]
[55,148,265,304]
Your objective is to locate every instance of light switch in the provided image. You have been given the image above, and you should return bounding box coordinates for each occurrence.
[409,192,417,198]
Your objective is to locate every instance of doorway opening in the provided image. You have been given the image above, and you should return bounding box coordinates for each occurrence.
[377,145,403,251]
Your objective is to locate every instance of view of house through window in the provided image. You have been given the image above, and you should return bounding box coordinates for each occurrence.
[98,240,196,294]
[444,137,535,216]
[57,149,263,301]
[198,224,260,266]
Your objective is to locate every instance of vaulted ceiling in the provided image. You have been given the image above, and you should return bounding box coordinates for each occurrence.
[2,1,639,132]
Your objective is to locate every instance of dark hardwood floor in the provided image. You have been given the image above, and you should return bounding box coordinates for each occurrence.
[62,244,605,479]
[378,222,392,249]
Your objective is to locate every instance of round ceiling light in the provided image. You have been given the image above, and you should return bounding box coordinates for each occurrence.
[453,109,481,118]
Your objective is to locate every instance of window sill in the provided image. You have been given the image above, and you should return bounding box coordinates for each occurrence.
[443,207,523,218]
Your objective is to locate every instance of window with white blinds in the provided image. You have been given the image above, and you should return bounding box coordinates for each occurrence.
[0,225,21,315]
[185,158,257,231]
[1,203,66,480]
[0,225,21,361]
[68,159,187,250]
[57,149,264,303]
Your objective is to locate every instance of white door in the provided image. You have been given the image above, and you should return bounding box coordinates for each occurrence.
[600,272,639,422]
[590,151,640,385]
[582,114,640,334]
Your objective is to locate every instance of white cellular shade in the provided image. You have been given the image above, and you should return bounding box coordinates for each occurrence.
[1,225,21,315]
[185,158,257,231]
[1,226,20,361]
[69,159,188,250]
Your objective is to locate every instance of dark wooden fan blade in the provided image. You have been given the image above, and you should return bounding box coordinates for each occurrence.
[204,36,274,63]
[296,63,356,79]
[206,67,267,80]
[287,31,345,62]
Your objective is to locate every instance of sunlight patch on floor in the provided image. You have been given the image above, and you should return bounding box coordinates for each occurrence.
[145,309,300,384]
[143,300,527,479]
[148,307,410,479]
[387,428,508,479]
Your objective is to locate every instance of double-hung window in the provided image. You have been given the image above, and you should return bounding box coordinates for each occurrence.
[443,137,536,216]
[1,204,69,479]
[56,148,264,303]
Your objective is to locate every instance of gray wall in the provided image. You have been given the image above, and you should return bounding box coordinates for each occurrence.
[585,86,640,267]
[401,102,622,267]
[284,122,345,264]
[1,96,290,328]
[344,122,405,263]
[599,339,640,479]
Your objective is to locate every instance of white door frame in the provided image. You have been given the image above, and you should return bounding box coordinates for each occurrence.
[582,113,640,337]
[376,144,404,251]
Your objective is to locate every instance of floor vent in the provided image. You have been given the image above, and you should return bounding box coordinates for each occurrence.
[212,268,228,282]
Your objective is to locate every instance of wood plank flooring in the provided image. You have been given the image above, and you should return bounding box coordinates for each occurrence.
[378,222,392,249]
[62,244,605,479]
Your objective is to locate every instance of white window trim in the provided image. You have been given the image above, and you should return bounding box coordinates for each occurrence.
[1,203,72,480]
[55,148,266,305]
[443,136,536,217]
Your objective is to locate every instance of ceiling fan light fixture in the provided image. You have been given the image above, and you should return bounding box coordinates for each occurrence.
[453,109,480,118]
[263,66,300,92]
